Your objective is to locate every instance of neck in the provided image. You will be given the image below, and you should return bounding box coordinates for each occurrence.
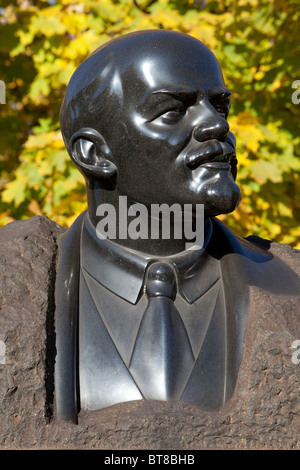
[86,184,211,256]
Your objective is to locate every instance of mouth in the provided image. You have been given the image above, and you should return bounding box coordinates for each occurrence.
[185,138,237,178]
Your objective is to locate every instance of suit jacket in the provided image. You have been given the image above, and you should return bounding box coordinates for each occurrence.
[55,212,300,423]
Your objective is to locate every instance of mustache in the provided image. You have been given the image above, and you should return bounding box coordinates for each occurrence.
[185,137,237,171]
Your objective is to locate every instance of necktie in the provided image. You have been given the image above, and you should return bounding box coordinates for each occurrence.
[129,261,195,400]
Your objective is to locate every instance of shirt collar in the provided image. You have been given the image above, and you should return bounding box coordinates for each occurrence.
[81,213,221,304]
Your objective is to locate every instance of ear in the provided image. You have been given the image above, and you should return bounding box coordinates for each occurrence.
[69,128,117,180]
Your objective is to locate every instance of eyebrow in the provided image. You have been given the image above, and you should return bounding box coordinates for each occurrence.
[138,91,189,117]
[142,87,231,106]
[138,87,231,117]
[153,86,231,97]
[207,88,232,98]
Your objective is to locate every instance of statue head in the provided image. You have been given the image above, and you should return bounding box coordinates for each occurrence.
[60,29,241,227]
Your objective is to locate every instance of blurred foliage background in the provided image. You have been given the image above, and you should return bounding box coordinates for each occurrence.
[0,0,299,247]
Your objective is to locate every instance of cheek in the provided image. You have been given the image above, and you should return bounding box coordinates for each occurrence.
[112,114,191,160]
[109,121,192,197]
[143,120,192,150]
[117,125,182,167]
[115,146,184,204]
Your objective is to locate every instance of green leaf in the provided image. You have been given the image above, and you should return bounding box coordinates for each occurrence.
[29,77,50,100]
[2,178,27,205]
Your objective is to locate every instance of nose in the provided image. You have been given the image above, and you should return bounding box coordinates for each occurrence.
[193,109,229,143]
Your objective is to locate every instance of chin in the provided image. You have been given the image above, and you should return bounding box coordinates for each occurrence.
[193,167,241,217]
[199,179,242,218]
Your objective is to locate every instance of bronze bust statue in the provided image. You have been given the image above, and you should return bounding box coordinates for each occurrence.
[54,29,299,423]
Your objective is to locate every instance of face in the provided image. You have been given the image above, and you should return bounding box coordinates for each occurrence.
[101,34,241,217]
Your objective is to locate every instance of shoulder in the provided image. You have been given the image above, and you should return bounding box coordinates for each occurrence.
[210,219,300,334]
[245,234,300,276]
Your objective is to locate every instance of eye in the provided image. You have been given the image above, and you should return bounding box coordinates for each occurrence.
[159,107,186,124]
[213,105,228,119]
[210,95,230,119]
[146,94,197,125]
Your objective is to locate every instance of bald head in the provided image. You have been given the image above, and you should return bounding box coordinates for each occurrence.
[60,30,224,153]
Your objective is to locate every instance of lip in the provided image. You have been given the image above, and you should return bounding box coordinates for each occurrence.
[185,139,237,171]
[201,162,231,169]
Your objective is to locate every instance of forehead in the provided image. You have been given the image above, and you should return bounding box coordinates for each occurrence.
[119,35,226,104]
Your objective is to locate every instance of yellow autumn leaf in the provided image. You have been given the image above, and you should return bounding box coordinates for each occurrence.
[254,70,265,80]
[30,15,66,38]
[37,159,53,176]
[271,79,282,92]
[236,111,258,126]
[190,24,218,49]
[54,63,76,87]
[277,202,293,218]
[152,7,181,30]
[51,135,65,150]
[28,199,43,215]
[24,132,56,149]
[2,176,27,205]
[62,35,92,60]
[258,200,270,211]
[237,126,264,152]
[0,211,16,228]
[61,13,88,34]
[249,160,283,185]
[16,30,34,47]
[38,59,69,78]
